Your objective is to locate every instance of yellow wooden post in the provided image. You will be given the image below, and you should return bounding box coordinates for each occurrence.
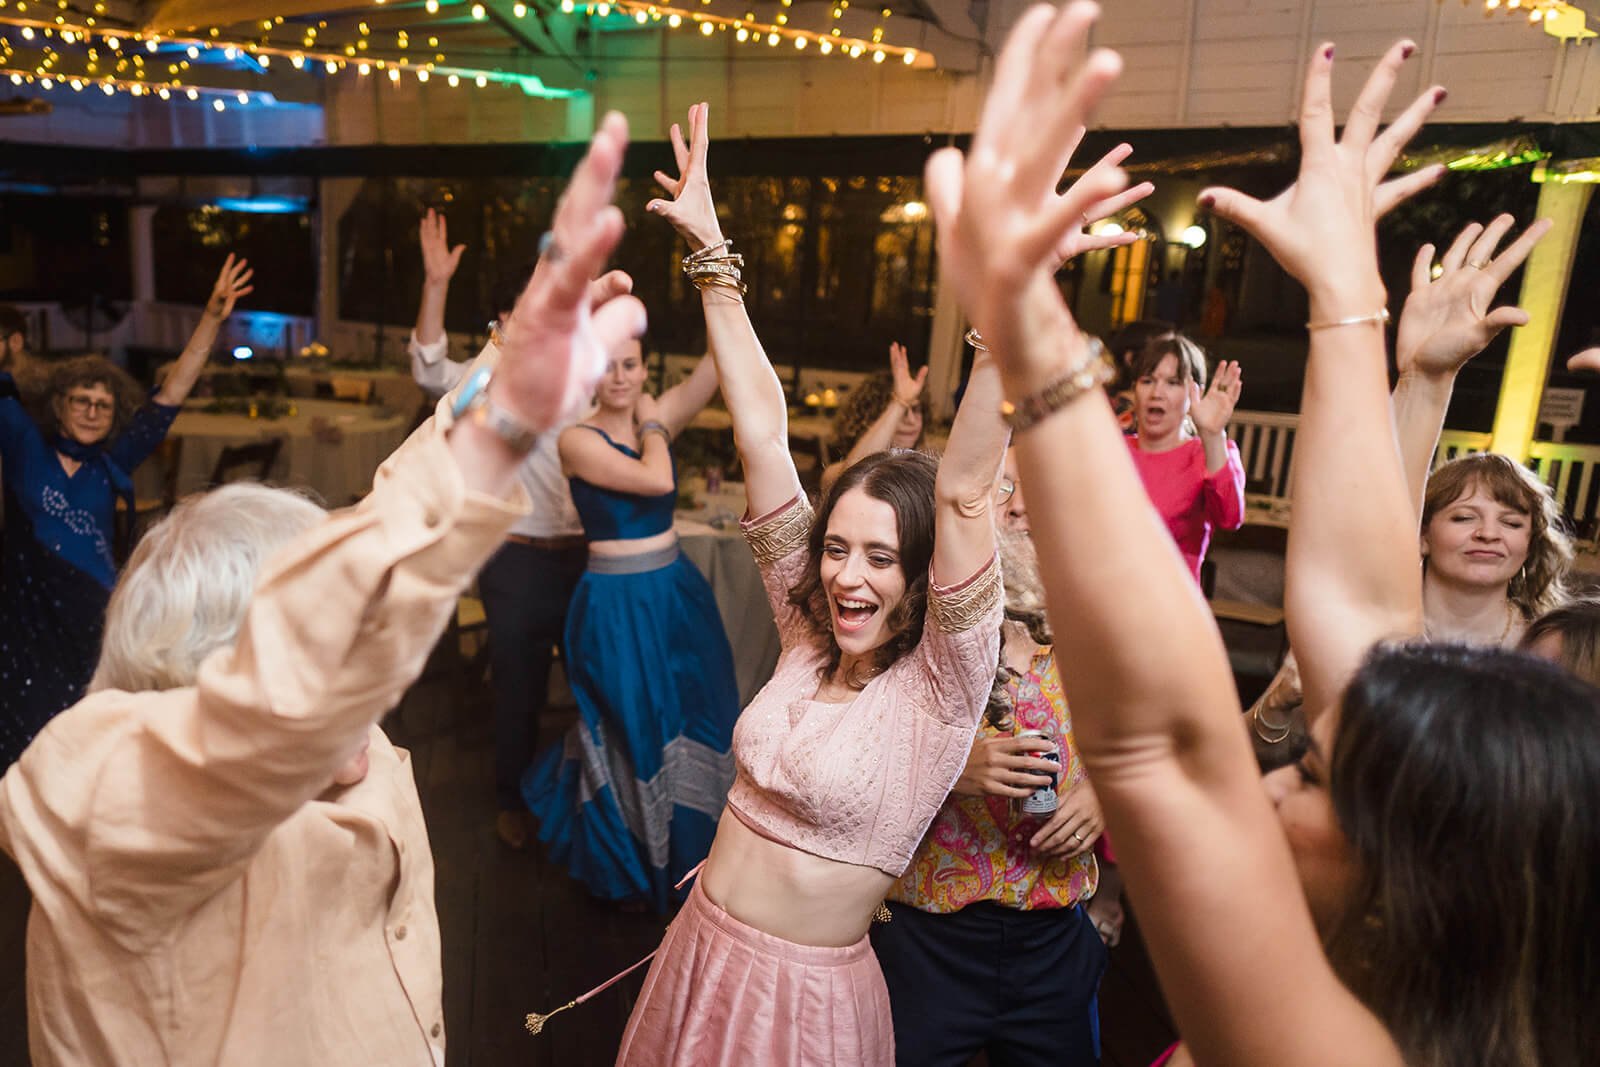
[1489,177,1593,460]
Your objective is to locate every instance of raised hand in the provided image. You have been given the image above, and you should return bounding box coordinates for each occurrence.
[889,342,928,405]
[420,207,466,287]
[1050,142,1156,268]
[1395,216,1550,382]
[1199,41,1446,308]
[205,254,254,320]
[1568,348,1600,374]
[647,102,722,250]
[495,112,644,432]
[924,2,1127,372]
[1188,360,1242,438]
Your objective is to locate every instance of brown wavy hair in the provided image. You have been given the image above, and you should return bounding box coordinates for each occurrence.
[985,529,1052,729]
[44,356,143,442]
[1327,641,1600,1066]
[829,371,931,456]
[1421,453,1572,618]
[1520,597,1600,686]
[786,449,937,687]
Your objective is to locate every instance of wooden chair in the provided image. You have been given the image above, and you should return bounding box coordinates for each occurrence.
[209,438,284,486]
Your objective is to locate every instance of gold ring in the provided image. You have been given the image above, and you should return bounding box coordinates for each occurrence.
[1468,259,1490,270]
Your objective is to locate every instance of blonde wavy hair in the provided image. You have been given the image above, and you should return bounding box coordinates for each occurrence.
[1421,453,1573,619]
[90,484,326,693]
[984,528,1052,728]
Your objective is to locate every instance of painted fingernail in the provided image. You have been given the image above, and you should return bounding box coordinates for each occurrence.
[1401,42,1415,59]
[1434,87,1448,104]
[1323,44,1334,60]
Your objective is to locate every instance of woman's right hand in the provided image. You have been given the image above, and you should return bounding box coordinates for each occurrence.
[1199,40,1445,311]
[647,102,724,251]
[420,207,466,288]
[953,734,1059,799]
[889,342,928,406]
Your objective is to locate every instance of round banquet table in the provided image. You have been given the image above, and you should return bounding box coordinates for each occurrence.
[137,398,411,507]
[674,480,782,707]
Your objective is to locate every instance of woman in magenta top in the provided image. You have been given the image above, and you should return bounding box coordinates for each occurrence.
[1125,334,1246,581]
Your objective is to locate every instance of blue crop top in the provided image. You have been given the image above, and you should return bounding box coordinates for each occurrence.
[567,425,678,541]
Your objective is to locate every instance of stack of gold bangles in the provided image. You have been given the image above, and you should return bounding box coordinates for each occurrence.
[682,238,747,297]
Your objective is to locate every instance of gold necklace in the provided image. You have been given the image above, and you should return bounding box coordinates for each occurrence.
[1423,601,1516,647]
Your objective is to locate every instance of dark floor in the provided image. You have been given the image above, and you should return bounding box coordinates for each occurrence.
[0,672,1176,1067]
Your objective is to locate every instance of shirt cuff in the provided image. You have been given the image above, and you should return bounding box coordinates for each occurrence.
[409,330,450,365]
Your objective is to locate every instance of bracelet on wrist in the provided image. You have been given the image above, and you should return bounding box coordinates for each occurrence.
[1306,308,1389,332]
[638,419,672,445]
[1000,336,1113,434]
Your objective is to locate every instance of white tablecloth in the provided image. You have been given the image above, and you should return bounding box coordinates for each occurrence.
[137,398,411,506]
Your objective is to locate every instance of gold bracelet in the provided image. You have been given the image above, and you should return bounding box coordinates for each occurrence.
[999,336,1113,433]
[1306,308,1389,331]
[1251,704,1293,744]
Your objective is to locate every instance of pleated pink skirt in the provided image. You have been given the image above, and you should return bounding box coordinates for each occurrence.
[615,879,894,1066]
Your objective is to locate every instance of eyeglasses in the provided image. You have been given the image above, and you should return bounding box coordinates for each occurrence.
[67,395,114,415]
[995,477,1016,503]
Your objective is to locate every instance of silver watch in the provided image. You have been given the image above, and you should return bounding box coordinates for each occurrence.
[451,365,540,454]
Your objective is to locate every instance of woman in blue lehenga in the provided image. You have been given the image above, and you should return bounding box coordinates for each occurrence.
[0,256,254,767]
[522,337,737,912]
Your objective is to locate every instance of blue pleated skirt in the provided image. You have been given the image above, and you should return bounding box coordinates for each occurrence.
[523,545,740,912]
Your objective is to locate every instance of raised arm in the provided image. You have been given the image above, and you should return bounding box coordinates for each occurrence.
[27,114,640,940]
[415,208,465,350]
[1204,43,1441,720]
[154,255,253,407]
[928,8,1430,1063]
[557,397,675,497]
[820,343,929,495]
[648,102,798,518]
[656,352,721,438]
[1391,215,1549,518]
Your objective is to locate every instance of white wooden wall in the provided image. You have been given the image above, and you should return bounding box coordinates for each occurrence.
[3,0,1592,150]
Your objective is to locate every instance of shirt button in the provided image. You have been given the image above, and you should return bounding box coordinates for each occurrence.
[431,1023,442,1038]
[394,925,408,941]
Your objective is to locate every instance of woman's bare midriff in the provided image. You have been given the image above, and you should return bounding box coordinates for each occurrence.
[698,808,896,947]
[586,528,679,557]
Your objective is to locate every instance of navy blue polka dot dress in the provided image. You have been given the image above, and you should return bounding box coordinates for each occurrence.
[0,376,178,768]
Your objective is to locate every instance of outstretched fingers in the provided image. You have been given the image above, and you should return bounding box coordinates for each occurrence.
[1485,216,1553,286]
[535,113,630,315]
[1410,243,1436,292]
[1439,222,1484,274]
[1369,85,1445,182]
[972,4,1060,159]
[1374,164,1446,217]
[1344,39,1415,154]
[1297,43,1337,165]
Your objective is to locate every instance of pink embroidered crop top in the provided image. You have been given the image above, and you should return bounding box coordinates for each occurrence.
[726,494,1003,878]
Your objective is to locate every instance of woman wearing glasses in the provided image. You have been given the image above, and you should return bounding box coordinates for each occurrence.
[0,255,254,768]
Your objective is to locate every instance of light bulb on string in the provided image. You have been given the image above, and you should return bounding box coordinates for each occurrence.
[157,86,169,98]
[185,86,197,98]
[736,26,747,40]
[767,31,779,44]
[213,97,223,110]
[325,59,338,72]
[668,13,680,26]
[795,35,805,47]
[819,38,831,53]
[475,73,487,85]
[700,19,713,33]
[471,3,486,17]
[902,48,914,64]
[358,61,370,74]
[417,68,428,81]
[388,66,399,81]
[447,73,459,85]
[872,48,884,62]
[514,2,527,14]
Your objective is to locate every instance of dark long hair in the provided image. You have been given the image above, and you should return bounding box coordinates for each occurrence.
[1327,642,1600,1067]
[786,449,937,686]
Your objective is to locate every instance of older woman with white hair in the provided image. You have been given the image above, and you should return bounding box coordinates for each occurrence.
[0,113,642,1067]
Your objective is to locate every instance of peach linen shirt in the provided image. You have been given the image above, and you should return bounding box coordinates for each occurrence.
[0,418,526,1067]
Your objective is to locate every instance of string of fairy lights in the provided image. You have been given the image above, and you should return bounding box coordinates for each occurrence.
[0,0,926,109]
[1457,0,1578,25]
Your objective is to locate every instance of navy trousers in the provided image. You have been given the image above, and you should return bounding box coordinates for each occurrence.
[870,899,1106,1067]
[477,539,587,812]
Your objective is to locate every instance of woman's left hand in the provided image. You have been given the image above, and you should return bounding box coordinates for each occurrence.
[1050,142,1156,268]
[889,342,928,406]
[1031,777,1105,859]
[1188,360,1242,437]
[647,102,724,251]
[1394,215,1550,382]
[205,254,254,321]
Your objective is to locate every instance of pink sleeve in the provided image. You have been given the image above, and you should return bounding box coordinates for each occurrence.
[741,493,817,650]
[1203,438,1246,532]
[910,553,1004,728]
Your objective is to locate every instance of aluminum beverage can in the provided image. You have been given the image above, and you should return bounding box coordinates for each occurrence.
[1016,728,1060,815]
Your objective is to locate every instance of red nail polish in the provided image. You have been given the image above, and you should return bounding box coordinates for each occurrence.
[1323,44,1334,59]
[1401,43,1415,59]
[1435,87,1448,104]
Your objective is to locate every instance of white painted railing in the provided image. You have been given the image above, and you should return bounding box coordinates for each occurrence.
[1229,410,1600,533]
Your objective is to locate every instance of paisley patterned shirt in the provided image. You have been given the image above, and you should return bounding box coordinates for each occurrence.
[889,647,1098,912]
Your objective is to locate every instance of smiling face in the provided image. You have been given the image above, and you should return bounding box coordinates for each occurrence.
[820,487,909,658]
[597,339,647,414]
[54,382,116,446]
[1261,715,1360,934]
[1421,483,1532,592]
[1133,353,1191,442]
